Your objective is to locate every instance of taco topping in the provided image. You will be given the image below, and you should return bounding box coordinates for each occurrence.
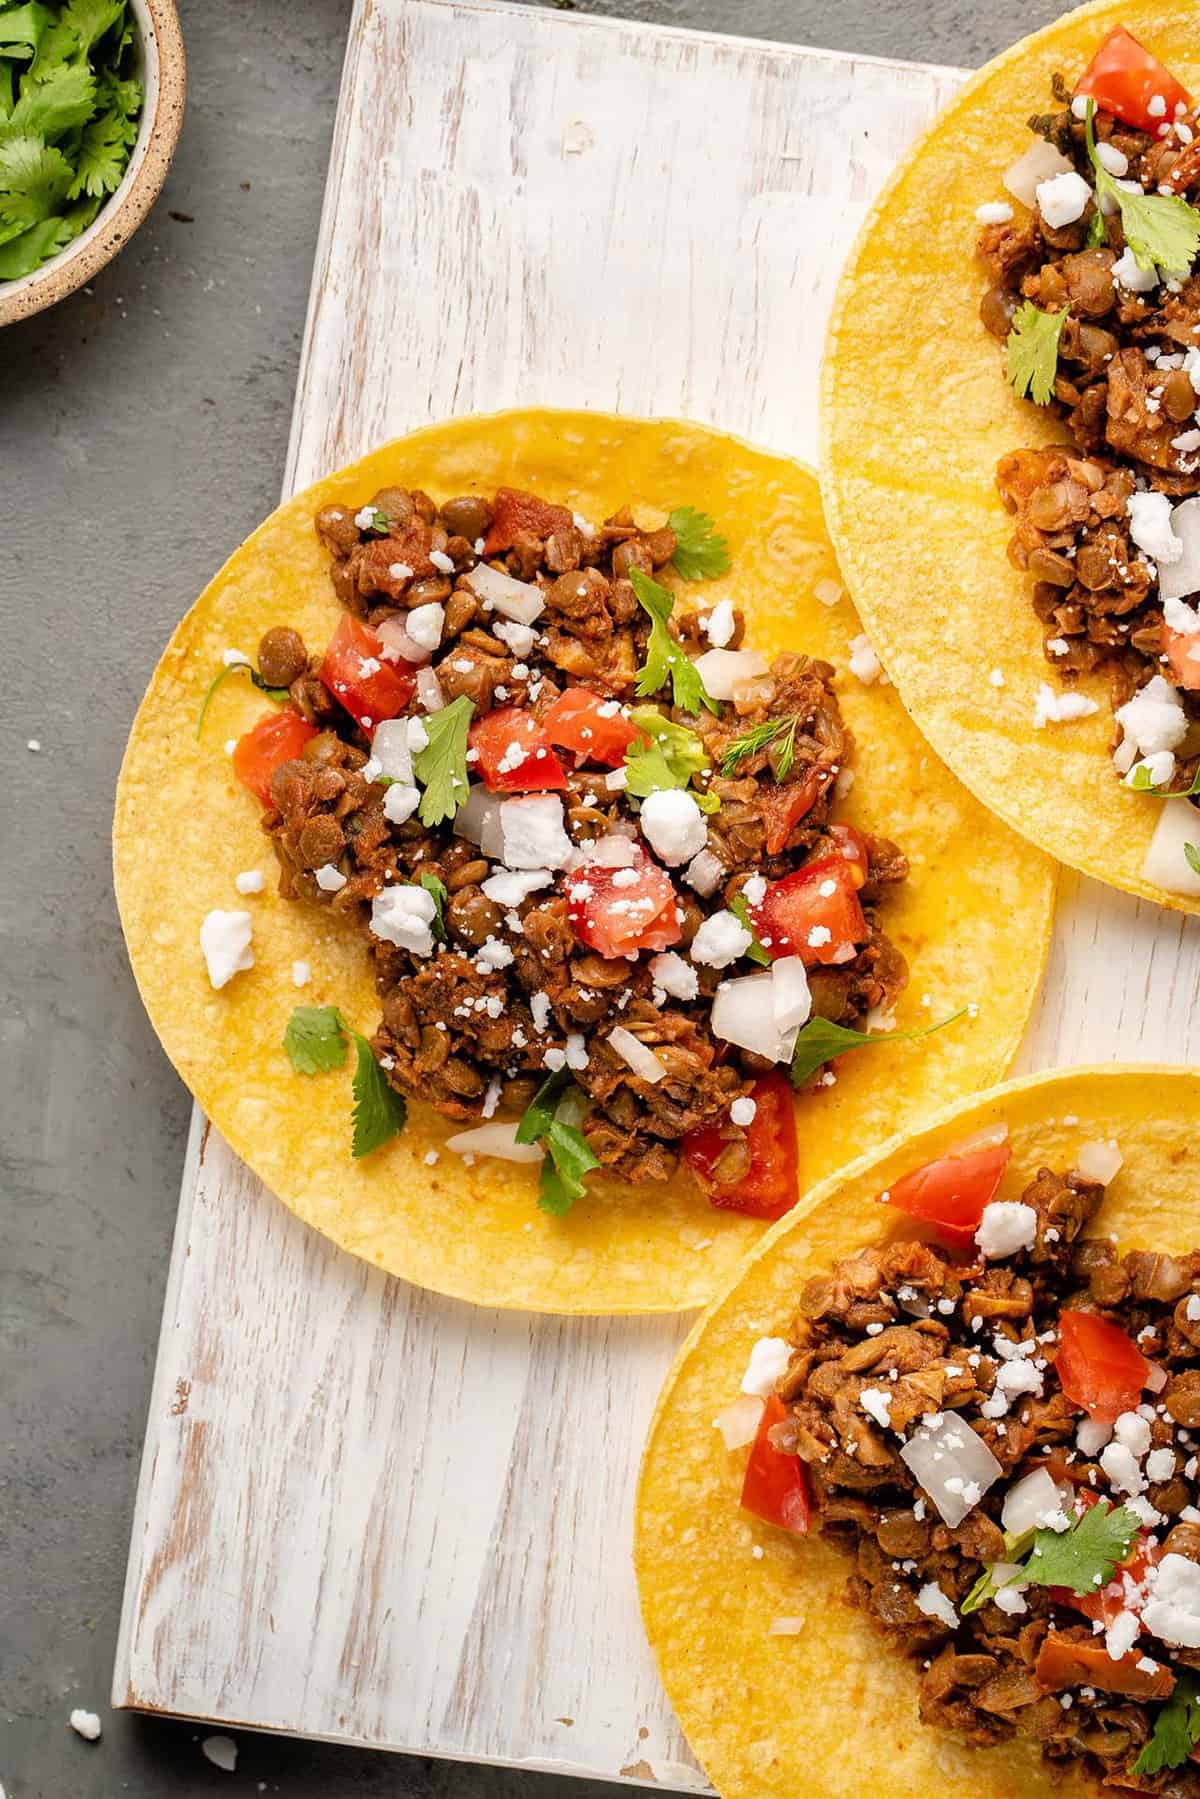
[731,1137,1200,1788]
[206,481,924,1211]
[974,27,1200,878]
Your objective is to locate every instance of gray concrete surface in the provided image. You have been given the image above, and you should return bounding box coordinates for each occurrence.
[1,0,1063,1793]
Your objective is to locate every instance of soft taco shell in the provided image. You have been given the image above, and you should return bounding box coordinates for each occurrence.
[114,410,1052,1314]
[636,1065,1200,1798]
[821,0,1199,913]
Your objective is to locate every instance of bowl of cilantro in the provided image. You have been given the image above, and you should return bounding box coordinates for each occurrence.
[0,0,184,326]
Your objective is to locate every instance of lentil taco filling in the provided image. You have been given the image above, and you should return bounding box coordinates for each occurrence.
[207,478,917,1215]
[729,1132,1200,1791]
[974,24,1200,885]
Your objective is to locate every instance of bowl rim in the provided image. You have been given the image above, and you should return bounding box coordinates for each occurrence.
[0,0,186,329]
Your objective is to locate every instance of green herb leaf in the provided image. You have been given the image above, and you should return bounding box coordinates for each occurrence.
[1133,1674,1200,1776]
[789,1007,968,1089]
[624,706,719,813]
[350,1030,407,1158]
[728,892,771,966]
[515,1067,573,1145]
[1186,842,1200,876]
[668,506,730,581]
[1130,760,1200,796]
[0,3,53,57]
[67,101,124,195]
[0,60,94,142]
[283,1005,348,1076]
[1085,207,1107,248]
[0,207,67,273]
[418,870,448,939]
[412,694,473,827]
[538,1116,600,1215]
[1022,1499,1140,1595]
[629,568,717,716]
[0,131,71,231]
[1085,98,1200,274]
[195,660,289,739]
[720,712,801,780]
[61,0,122,52]
[1006,300,1070,406]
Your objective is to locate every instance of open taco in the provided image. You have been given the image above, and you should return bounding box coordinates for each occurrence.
[114,410,1050,1314]
[822,0,1200,911]
[637,1066,1200,1798]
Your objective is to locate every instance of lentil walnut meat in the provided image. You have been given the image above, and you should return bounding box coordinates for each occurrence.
[976,67,1200,792]
[253,482,908,1186]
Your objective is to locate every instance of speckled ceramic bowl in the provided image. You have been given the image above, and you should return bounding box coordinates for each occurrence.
[0,0,185,328]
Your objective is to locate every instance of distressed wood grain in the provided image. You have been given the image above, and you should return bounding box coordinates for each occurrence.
[116,0,1200,1786]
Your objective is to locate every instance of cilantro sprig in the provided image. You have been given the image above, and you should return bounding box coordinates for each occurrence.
[1129,761,1200,797]
[282,1005,407,1158]
[1133,1673,1200,1777]
[1085,98,1200,275]
[789,1008,967,1088]
[412,694,473,827]
[418,870,448,939]
[624,707,719,813]
[515,1070,601,1216]
[196,658,290,739]
[283,1005,349,1076]
[721,713,801,780]
[629,568,718,717]
[961,1498,1140,1617]
[1006,301,1070,406]
[668,506,730,581]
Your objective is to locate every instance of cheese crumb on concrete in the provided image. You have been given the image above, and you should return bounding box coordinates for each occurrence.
[68,1709,102,1741]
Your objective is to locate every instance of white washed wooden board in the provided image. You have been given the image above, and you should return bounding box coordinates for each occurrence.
[112,0,1200,1787]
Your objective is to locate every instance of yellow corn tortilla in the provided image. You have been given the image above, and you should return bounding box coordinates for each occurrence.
[114,409,1052,1314]
[636,1064,1200,1798]
[821,0,1200,914]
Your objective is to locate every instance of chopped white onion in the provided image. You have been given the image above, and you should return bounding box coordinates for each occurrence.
[899,1412,1003,1528]
[370,717,414,785]
[376,614,432,666]
[416,665,446,712]
[1076,1139,1123,1186]
[711,970,799,1064]
[608,1026,667,1084]
[693,648,769,701]
[684,848,725,897]
[1141,801,1200,898]
[1159,498,1200,604]
[1003,139,1074,209]
[1000,1467,1070,1537]
[714,1394,765,1451]
[445,1123,544,1163]
[466,562,546,625]
[454,783,504,857]
[771,956,812,1034]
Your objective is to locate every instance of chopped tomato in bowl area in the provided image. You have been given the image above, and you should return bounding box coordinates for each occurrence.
[681,1072,799,1221]
[319,614,416,736]
[1055,1310,1150,1423]
[881,1140,1012,1245]
[470,706,568,792]
[482,486,574,556]
[747,852,868,966]
[1075,26,1191,135]
[233,708,318,806]
[566,845,681,959]
[740,1393,812,1533]
[542,688,639,767]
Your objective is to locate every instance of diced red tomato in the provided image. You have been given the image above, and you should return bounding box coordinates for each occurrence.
[482,486,574,556]
[319,614,416,736]
[761,774,821,856]
[1056,1311,1150,1424]
[1035,1630,1175,1700]
[1075,27,1191,135]
[469,706,568,792]
[827,822,869,887]
[681,1073,800,1221]
[748,853,868,967]
[542,689,639,768]
[881,1141,1013,1245]
[1053,1507,1161,1627]
[740,1394,812,1533]
[233,708,318,806]
[1165,627,1200,692]
[566,844,681,959]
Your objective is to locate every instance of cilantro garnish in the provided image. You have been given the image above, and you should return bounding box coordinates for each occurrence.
[418,870,448,938]
[1085,98,1200,275]
[195,660,290,739]
[668,506,730,581]
[1133,1673,1200,1777]
[624,708,719,813]
[721,713,801,780]
[963,1499,1139,1618]
[789,1007,967,1089]
[363,506,390,532]
[283,1005,348,1076]
[1006,301,1070,407]
[0,1,142,282]
[728,892,771,966]
[412,695,473,827]
[1129,759,1200,797]
[350,1030,407,1158]
[1187,843,1200,877]
[515,1071,600,1216]
[629,568,717,716]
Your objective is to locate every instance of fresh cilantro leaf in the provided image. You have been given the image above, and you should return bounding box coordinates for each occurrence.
[537,1156,577,1216]
[0,3,53,56]
[668,505,730,581]
[538,1116,600,1215]
[94,63,138,128]
[283,1005,348,1076]
[1186,843,1200,876]
[728,892,771,966]
[624,708,720,814]
[350,1030,407,1158]
[515,1067,573,1145]
[1085,98,1200,274]
[60,0,121,53]
[195,660,289,739]
[1085,207,1107,248]
[0,63,12,119]
[67,101,124,196]
[1130,760,1200,796]
[1022,1499,1140,1594]
[1133,1674,1200,1776]
[0,208,67,273]
[412,693,473,827]
[0,59,93,141]
[418,870,448,939]
[721,713,801,780]
[0,131,71,229]
[629,568,717,716]
[25,15,79,81]
[789,1007,968,1089]
[363,506,390,532]
[1006,300,1070,406]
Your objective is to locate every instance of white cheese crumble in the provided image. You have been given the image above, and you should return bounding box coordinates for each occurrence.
[1113,247,1159,293]
[975,1200,1037,1259]
[690,909,753,969]
[406,602,445,651]
[740,1336,791,1397]
[291,960,311,988]
[314,863,347,892]
[859,1387,893,1430]
[700,599,736,648]
[916,1583,959,1630]
[847,633,881,684]
[639,787,707,865]
[1142,1553,1200,1647]
[1095,141,1129,177]
[1114,674,1188,770]
[235,869,264,895]
[68,1709,102,1741]
[200,910,254,989]
[975,200,1014,224]
[648,951,699,1001]
[481,867,552,906]
[1129,490,1184,564]
[1033,682,1099,727]
[370,885,438,956]
[383,783,421,824]
[500,794,573,869]
[1036,169,1092,227]
[730,1095,758,1127]
[1105,1610,1140,1662]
